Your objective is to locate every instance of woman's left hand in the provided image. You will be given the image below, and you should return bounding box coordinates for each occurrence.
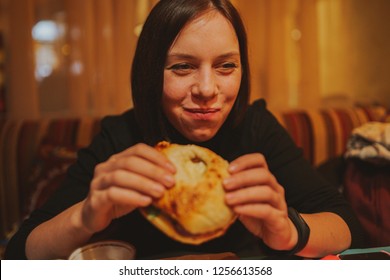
[223,153,297,251]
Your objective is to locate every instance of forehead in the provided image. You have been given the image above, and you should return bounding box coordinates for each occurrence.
[168,10,239,53]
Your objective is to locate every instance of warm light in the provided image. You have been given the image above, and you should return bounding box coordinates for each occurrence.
[34,45,58,81]
[70,60,83,75]
[291,29,302,41]
[134,23,143,37]
[61,44,71,56]
[32,20,59,42]
[32,20,68,81]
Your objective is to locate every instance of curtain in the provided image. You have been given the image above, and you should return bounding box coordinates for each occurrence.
[234,0,320,111]
[1,0,158,119]
[64,0,158,117]
[0,32,5,117]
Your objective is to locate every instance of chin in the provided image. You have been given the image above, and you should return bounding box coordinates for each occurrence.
[185,130,218,143]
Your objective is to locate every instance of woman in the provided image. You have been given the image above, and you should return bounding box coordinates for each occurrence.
[5,0,364,259]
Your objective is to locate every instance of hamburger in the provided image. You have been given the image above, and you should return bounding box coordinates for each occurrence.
[140,141,237,245]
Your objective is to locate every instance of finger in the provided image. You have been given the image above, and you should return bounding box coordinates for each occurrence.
[94,147,175,188]
[238,215,266,237]
[105,186,153,208]
[225,186,282,209]
[96,143,176,175]
[236,205,289,234]
[234,203,274,220]
[91,169,166,199]
[228,153,268,173]
[122,143,176,173]
[224,168,279,192]
[111,156,175,188]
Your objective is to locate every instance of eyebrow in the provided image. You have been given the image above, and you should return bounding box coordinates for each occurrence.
[166,51,240,60]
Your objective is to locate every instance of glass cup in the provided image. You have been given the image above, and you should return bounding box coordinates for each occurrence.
[68,240,136,260]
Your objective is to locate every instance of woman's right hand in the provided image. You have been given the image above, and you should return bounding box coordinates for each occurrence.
[80,143,176,234]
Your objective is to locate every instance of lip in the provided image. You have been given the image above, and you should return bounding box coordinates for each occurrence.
[184,107,221,120]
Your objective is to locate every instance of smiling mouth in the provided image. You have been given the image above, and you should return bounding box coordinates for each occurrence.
[185,108,220,114]
[184,108,221,121]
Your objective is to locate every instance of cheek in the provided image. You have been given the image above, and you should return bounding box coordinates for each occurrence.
[162,76,186,119]
[163,75,188,102]
[222,76,241,101]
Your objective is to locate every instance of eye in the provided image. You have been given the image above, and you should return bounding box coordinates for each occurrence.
[166,63,194,75]
[222,62,238,69]
[217,62,239,74]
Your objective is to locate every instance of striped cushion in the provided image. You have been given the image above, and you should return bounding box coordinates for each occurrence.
[0,118,101,239]
[0,121,22,238]
[40,118,101,147]
[274,106,388,166]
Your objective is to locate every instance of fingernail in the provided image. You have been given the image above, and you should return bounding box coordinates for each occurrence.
[165,162,176,173]
[152,184,165,195]
[141,196,152,205]
[225,193,233,203]
[223,177,232,186]
[164,174,175,186]
[228,164,238,173]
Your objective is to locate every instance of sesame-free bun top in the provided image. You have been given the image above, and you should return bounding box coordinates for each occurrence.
[140,141,237,245]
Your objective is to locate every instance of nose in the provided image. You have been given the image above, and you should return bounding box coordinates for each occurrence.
[192,67,218,99]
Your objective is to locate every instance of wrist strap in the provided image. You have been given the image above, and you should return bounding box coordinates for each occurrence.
[285,207,311,255]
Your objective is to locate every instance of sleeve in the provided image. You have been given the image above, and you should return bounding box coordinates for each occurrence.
[247,99,366,248]
[4,113,137,259]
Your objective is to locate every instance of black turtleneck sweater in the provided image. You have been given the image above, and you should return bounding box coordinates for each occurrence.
[5,99,365,259]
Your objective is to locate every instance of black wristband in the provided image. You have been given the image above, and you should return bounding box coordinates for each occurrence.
[284,207,311,255]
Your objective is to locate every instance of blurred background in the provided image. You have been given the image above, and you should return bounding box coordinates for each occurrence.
[1,1,390,257]
[0,0,389,119]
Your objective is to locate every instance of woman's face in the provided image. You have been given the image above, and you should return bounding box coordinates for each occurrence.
[162,10,242,142]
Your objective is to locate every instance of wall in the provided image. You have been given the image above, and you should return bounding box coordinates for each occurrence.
[346,0,390,107]
[318,0,390,108]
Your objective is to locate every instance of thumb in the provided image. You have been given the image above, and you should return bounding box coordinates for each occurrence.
[239,215,263,238]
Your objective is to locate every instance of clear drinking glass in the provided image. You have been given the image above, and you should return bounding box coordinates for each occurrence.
[68,240,136,260]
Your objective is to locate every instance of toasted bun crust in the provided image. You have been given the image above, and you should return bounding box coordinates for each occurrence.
[140,141,236,244]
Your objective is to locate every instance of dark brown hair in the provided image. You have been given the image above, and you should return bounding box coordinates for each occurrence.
[131,0,250,145]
